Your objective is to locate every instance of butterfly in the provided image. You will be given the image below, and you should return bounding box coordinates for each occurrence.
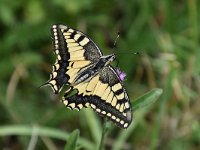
[43,24,132,128]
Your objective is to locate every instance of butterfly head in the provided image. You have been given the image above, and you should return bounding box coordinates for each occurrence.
[102,54,116,66]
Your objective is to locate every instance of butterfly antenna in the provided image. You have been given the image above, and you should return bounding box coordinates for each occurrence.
[112,32,120,67]
[111,32,140,67]
[117,52,140,55]
[113,31,120,48]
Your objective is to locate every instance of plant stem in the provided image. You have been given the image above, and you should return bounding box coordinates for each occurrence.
[98,119,108,150]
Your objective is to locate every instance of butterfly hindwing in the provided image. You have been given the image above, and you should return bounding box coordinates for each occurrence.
[62,66,132,128]
[45,24,102,93]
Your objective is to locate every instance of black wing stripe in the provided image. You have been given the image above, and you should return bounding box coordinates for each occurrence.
[77,35,85,43]
[42,58,70,94]
[63,93,131,128]
[114,88,124,96]
[69,30,77,39]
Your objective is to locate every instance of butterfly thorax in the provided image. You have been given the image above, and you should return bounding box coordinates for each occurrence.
[73,54,115,85]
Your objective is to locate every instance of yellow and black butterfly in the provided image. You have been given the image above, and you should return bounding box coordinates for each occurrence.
[43,24,132,128]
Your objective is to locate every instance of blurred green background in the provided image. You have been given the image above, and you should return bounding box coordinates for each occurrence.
[0,0,200,149]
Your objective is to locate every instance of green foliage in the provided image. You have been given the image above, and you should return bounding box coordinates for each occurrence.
[64,129,80,150]
[132,88,163,111]
[0,0,200,149]
[0,125,95,150]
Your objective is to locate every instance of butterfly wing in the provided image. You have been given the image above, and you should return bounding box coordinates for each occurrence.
[62,65,132,128]
[44,24,102,93]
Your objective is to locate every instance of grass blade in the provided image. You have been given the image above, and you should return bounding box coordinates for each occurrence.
[83,109,102,146]
[0,125,95,150]
[64,129,80,150]
[132,88,163,111]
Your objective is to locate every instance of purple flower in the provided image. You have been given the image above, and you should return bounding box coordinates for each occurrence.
[116,68,126,81]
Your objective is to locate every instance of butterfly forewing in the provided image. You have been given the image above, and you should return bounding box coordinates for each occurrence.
[45,24,102,93]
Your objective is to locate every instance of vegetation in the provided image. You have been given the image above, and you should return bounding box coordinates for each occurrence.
[0,0,199,149]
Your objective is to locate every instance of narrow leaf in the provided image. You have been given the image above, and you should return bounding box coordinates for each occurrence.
[0,125,95,150]
[64,129,80,150]
[83,109,102,145]
[132,88,163,111]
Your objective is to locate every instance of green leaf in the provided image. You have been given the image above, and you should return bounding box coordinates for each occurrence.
[83,109,102,146]
[64,129,80,150]
[0,125,95,150]
[150,69,175,149]
[98,120,110,150]
[132,88,163,111]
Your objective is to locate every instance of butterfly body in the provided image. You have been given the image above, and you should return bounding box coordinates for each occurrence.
[44,24,132,128]
[73,54,115,85]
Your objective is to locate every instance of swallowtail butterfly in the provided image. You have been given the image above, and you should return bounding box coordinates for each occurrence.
[43,24,132,128]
